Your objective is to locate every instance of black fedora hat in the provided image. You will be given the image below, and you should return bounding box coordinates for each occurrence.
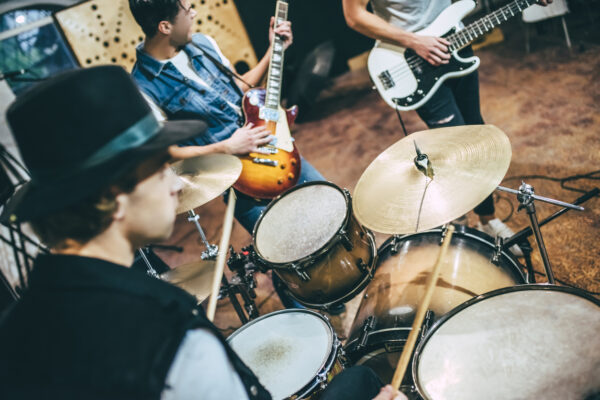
[1,65,207,223]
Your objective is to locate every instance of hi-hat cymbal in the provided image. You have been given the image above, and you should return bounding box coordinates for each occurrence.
[161,260,216,302]
[353,125,512,234]
[171,154,242,214]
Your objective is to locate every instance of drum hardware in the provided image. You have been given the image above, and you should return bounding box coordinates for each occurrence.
[187,209,219,260]
[290,263,311,282]
[138,248,160,278]
[497,182,585,284]
[501,187,600,283]
[356,316,377,351]
[221,247,260,323]
[491,236,504,265]
[337,228,354,251]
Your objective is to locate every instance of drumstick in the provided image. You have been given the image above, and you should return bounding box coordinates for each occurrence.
[391,224,455,389]
[206,187,237,322]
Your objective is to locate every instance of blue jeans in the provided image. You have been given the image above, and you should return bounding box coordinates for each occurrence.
[415,46,494,216]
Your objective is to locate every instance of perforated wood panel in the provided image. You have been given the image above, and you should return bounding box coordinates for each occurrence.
[55,0,257,72]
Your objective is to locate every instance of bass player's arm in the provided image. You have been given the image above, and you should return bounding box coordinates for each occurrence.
[342,0,450,66]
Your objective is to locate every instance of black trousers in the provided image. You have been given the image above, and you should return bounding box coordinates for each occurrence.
[320,366,384,400]
[415,46,495,216]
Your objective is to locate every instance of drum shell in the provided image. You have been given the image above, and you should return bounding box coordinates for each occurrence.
[272,215,376,306]
[345,227,525,382]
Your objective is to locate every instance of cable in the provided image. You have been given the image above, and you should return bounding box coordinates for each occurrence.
[395,103,409,137]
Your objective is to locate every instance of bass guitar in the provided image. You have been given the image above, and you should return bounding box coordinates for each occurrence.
[369,0,539,111]
[234,0,301,199]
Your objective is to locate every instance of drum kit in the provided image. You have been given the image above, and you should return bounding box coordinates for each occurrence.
[153,125,600,400]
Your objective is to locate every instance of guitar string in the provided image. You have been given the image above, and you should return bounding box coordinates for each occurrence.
[383,0,532,77]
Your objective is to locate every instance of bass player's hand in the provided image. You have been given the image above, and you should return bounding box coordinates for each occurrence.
[223,123,273,155]
[409,35,451,66]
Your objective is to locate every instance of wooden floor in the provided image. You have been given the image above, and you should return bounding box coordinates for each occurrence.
[156,14,600,343]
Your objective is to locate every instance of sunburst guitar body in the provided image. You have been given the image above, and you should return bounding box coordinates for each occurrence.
[233,88,301,199]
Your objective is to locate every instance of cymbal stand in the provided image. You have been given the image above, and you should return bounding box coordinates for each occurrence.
[219,246,260,324]
[187,209,218,260]
[502,188,599,283]
[138,248,160,278]
[497,182,585,284]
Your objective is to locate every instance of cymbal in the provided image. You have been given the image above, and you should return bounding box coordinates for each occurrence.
[161,260,216,302]
[353,125,511,234]
[171,154,242,214]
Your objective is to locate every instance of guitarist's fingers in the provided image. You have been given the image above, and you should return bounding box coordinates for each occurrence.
[255,135,274,146]
[437,37,451,47]
[428,54,444,66]
[249,126,270,135]
[432,48,450,62]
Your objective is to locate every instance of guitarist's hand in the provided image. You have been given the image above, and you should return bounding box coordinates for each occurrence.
[224,123,273,155]
[269,17,293,50]
[410,35,451,66]
[537,0,553,5]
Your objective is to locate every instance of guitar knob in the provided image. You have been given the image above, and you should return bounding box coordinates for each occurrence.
[277,179,284,185]
[291,158,297,166]
[280,164,286,169]
[287,173,295,181]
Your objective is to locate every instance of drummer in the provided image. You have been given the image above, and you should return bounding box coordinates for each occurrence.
[0,66,406,400]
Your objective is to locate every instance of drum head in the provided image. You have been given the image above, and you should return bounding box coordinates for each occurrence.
[255,183,347,263]
[414,286,600,400]
[228,310,334,399]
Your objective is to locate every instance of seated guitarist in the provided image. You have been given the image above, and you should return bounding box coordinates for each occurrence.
[342,0,551,255]
[128,0,329,309]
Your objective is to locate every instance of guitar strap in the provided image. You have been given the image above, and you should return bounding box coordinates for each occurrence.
[191,42,255,91]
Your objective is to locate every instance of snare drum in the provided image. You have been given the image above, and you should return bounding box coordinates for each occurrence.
[227,309,344,400]
[253,182,377,309]
[413,285,600,400]
[345,226,525,383]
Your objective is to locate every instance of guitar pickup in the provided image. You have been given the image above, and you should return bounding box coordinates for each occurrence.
[252,158,278,167]
[378,70,395,90]
[259,146,278,155]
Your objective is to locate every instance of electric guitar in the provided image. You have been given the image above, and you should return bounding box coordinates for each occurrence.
[234,0,301,199]
[369,0,539,111]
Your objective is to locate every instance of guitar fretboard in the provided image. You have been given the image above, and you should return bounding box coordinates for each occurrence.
[448,0,535,52]
[265,0,289,112]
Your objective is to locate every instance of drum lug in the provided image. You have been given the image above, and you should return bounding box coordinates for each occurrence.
[439,224,449,245]
[338,229,353,251]
[357,258,368,273]
[357,316,377,351]
[291,263,310,281]
[390,235,402,254]
[317,370,328,389]
[492,236,504,265]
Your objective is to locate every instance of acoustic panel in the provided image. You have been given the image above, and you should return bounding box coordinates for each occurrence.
[55,0,257,72]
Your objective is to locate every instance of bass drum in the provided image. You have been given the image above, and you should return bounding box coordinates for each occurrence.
[413,285,600,400]
[345,226,526,385]
[227,309,344,400]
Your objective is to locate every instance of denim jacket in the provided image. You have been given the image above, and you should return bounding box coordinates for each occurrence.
[132,34,244,147]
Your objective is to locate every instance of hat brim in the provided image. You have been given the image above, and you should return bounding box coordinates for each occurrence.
[1,119,208,224]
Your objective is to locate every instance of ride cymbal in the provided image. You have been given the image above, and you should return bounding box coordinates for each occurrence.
[171,154,242,214]
[161,260,216,302]
[353,125,511,234]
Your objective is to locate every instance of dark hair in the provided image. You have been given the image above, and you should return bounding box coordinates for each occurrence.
[29,152,169,249]
[129,0,182,37]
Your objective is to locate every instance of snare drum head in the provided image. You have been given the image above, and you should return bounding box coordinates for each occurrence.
[255,183,347,263]
[415,286,600,400]
[228,310,334,400]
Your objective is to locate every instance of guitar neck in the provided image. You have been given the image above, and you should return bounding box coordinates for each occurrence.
[448,0,535,52]
[264,0,289,113]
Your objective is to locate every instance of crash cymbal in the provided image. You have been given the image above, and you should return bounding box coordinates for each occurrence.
[353,125,511,234]
[171,154,242,214]
[161,260,216,302]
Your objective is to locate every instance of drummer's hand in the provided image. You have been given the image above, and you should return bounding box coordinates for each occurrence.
[223,123,272,155]
[372,385,408,400]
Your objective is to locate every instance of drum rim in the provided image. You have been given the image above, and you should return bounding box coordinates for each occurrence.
[226,308,339,398]
[411,284,600,399]
[252,181,352,267]
[378,225,527,283]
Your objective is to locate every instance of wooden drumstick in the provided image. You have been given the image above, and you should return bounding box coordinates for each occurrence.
[206,187,237,322]
[391,224,455,389]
